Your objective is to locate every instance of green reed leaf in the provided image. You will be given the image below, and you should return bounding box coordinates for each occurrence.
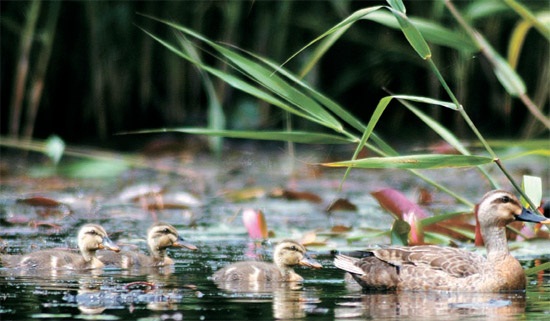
[324,154,493,169]
[127,128,353,144]
[388,8,431,59]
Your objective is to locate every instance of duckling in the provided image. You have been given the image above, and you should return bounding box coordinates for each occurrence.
[98,222,197,268]
[334,190,550,292]
[0,224,120,270]
[212,240,322,283]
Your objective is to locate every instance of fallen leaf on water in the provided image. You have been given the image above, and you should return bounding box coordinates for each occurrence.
[118,184,164,202]
[223,187,266,202]
[16,196,73,219]
[300,230,317,245]
[271,188,323,203]
[331,225,352,233]
[17,196,63,207]
[417,188,433,205]
[300,230,327,246]
[326,198,357,212]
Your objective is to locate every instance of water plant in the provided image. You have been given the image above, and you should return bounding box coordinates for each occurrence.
[133,0,548,209]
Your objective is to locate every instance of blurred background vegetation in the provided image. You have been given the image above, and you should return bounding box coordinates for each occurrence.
[1,0,548,149]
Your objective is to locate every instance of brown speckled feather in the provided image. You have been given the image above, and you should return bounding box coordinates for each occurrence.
[334,190,550,292]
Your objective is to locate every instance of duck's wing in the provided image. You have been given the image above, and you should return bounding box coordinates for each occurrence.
[98,250,150,268]
[373,245,484,277]
[1,250,82,269]
[334,254,400,290]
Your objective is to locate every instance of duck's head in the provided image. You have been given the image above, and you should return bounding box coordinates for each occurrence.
[147,223,198,256]
[77,224,120,259]
[273,240,322,270]
[478,190,550,228]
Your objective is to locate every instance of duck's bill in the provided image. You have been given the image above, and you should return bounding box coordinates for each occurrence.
[173,237,198,251]
[516,207,550,224]
[299,256,323,269]
[100,236,121,252]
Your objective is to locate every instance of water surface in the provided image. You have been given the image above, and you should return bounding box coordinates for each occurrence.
[1,149,549,320]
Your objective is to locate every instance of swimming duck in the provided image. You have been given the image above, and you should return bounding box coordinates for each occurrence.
[0,224,120,270]
[212,240,322,283]
[98,222,197,268]
[334,190,550,292]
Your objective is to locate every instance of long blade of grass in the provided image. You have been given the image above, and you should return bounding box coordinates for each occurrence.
[420,210,470,227]
[143,16,344,132]
[338,96,393,189]
[476,33,526,96]
[386,0,406,13]
[280,6,384,73]
[364,11,477,52]
[177,34,225,157]
[240,49,366,136]
[503,0,550,41]
[241,50,404,157]
[392,95,457,110]
[387,7,431,59]
[139,28,330,127]
[323,154,493,169]
[140,16,343,132]
[524,262,550,276]
[125,128,354,144]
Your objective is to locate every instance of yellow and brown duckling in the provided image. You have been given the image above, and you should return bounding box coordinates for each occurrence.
[334,190,550,292]
[0,224,120,270]
[212,240,322,283]
[98,222,197,268]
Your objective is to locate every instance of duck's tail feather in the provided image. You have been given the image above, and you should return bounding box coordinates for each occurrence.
[334,254,366,276]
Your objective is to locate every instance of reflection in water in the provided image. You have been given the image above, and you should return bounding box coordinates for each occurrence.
[0,266,191,317]
[70,269,190,315]
[215,280,322,320]
[335,290,526,320]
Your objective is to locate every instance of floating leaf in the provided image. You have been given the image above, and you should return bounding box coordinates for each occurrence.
[242,209,268,239]
[417,188,433,205]
[223,187,267,202]
[300,230,327,246]
[271,189,323,203]
[326,198,358,212]
[17,196,63,207]
[331,225,352,233]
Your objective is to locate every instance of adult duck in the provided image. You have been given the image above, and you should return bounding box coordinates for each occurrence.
[334,190,550,292]
[0,224,120,270]
[212,239,322,283]
[98,222,197,268]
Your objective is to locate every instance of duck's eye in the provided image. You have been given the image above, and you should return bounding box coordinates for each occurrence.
[290,245,297,251]
[163,228,170,233]
[500,196,511,203]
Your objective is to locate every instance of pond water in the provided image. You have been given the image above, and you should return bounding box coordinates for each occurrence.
[1,146,549,320]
